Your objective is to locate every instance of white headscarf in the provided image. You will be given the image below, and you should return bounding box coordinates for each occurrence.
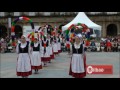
[22,35,27,40]
[75,34,82,39]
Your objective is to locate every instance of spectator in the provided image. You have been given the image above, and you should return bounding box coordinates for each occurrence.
[118,35,120,42]
[1,37,4,42]
[90,39,96,51]
[112,40,118,52]
[1,41,7,53]
[106,40,112,52]
[95,41,100,52]
[100,40,105,52]
[118,42,120,52]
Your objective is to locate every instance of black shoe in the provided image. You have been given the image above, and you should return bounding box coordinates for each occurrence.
[34,70,37,74]
[44,63,47,66]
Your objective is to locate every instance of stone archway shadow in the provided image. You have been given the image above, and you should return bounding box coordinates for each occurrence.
[0,25,7,38]
[107,24,117,36]
[14,25,23,38]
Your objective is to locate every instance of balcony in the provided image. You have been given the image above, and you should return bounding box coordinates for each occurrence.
[0,12,120,18]
[86,12,120,16]
[0,12,5,17]
[13,12,21,16]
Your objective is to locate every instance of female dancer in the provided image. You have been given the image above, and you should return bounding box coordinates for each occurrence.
[69,34,86,78]
[16,35,32,78]
[31,37,42,74]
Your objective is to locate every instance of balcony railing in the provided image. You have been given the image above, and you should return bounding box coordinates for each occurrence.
[0,12,120,17]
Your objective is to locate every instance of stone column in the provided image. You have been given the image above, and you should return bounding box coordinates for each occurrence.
[118,22,120,35]
[102,22,106,37]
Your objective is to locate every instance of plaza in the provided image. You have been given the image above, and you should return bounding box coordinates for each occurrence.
[0,52,120,78]
[0,12,120,78]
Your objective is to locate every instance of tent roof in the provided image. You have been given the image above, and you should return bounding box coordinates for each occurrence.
[62,12,102,31]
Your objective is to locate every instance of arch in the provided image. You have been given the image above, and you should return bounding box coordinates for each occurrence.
[65,23,90,46]
[107,24,117,36]
[0,25,7,38]
[11,16,35,42]
[66,23,90,40]
[14,25,23,38]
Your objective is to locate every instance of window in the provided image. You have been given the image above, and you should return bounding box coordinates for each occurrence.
[107,12,118,15]
[60,12,65,15]
[44,12,51,16]
[0,12,5,16]
[29,12,36,16]
[89,12,102,15]
[14,12,20,16]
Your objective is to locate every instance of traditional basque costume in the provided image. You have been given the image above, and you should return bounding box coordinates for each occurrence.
[57,37,62,53]
[31,42,42,71]
[53,39,58,55]
[16,41,32,77]
[69,42,86,78]
[41,39,51,63]
[48,38,54,60]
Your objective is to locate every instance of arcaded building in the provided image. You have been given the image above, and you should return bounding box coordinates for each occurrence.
[0,12,120,38]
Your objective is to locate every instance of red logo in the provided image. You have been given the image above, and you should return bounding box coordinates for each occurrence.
[86,65,113,74]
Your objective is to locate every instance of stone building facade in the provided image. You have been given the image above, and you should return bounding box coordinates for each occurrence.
[0,12,120,38]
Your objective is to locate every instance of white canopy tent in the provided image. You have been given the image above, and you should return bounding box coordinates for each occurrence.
[62,12,102,37]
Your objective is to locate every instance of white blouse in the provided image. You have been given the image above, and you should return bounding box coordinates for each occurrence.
[74,43,81,49]
[34,42,39,47]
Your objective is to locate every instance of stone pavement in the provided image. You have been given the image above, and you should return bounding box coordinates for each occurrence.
[0,52,120,78]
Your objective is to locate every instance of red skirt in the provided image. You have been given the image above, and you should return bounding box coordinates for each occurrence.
[31,65,42,70]
[69,54,86,78]
[54,52,58,55]
[41,57,50,62]
[17,71,32,77]
[58,50,62,53]
[50,54,55,59]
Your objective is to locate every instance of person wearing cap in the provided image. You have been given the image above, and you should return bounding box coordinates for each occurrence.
[16,35,32,78]
[106,40,112,52]
[111,40,116,52]
[30,37,42,74]
[69,34,86,78]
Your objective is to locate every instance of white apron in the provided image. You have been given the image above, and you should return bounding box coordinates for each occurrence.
[53,43,58,53]
[57,42,61,51]
[71,54,85,73]
[49,45,53,55]
[31,43,42,66]
[41,46,50,57]
[31,51,42,66]
[17,53,31,72]
[16,42,31,72]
